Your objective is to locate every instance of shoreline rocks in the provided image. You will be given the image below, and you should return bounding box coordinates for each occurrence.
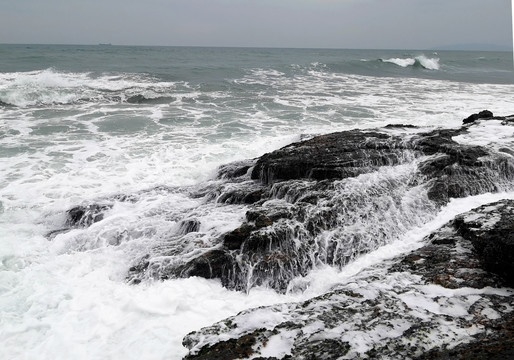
[51,111,514,358]
[182,200,514,359]
[127,115,514,291]
[54,112,514,294]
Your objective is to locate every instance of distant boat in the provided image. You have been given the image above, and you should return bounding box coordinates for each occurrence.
[98,43,112,46]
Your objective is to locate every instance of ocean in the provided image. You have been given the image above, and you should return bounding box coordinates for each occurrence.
[1,45,514,359]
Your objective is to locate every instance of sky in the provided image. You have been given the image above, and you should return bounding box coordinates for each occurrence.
[1,0,512,50]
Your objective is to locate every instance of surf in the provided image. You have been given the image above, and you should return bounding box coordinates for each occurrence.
[379,55,440,70]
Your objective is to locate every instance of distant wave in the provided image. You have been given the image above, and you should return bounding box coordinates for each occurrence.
[0,68,178,107]
[379,55,440,70]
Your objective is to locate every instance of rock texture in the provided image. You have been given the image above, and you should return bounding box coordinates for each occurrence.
[126,117,514,291]
[183,200,514,359]
[454,201,514,285]
[462,110,494,124]
[50,112,514,359]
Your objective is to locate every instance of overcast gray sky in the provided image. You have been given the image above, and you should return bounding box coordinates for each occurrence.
[1,0,512,50]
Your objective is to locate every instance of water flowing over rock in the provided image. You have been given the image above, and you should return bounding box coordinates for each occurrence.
[182,200,514,359]
[125,117,514,292]
[50,112,514,358]
[52,114,514,294]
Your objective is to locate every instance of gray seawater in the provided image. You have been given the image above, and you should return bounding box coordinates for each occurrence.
[1,45,514,359]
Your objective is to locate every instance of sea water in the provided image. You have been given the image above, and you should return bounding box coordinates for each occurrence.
[1,45,514,359]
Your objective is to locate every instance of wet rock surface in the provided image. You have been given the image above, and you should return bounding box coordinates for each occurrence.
[391,201,514,289]
[126,116,514,291]
[50,112,514,358]
[462,109,494,124]
[183,200,514,359]
[46,203,113,239]
[454,201,514,284]
[50,114,514,293]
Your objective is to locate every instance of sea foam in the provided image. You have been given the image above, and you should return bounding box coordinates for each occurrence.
[0,69,177,107]
[1,48,514,359]
[380,55,440,70]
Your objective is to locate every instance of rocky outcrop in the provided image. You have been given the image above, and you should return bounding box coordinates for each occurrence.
[182,200,514,359]
[462,110,514,125]
[0,100,15,107]
[462,110,494,124]
[49,112,514,358]
[46,203,113,239]
[124,115,514,291]
[65,204,112,227]
[454,201,514,285]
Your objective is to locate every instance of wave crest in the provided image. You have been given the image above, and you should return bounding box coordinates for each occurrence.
[380,55,440,70]
[0,68,177,107]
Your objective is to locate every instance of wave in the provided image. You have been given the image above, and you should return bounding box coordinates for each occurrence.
[379,55,440,70]
[0,68,178,107]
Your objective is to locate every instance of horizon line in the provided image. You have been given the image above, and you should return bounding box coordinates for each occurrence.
[1,42,512,52]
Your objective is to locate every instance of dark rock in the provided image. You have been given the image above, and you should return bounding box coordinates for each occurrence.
[478,109,494,119]
[65,204,112,227]
[392,200,514,288]
[126,94,174,104]
[183,200,514,359]
[453,200,514,285]
[242,190,263,204]
[217,127,511,290]
[415,312,514,360]
[126,94,147,103]
[125,119,514,292]
[391,227,505,289]
[250,126,511,204]
[250,130,404,184]
[183,329,269,360]
[177,249,235,284]
[0,100,15,107]
[415,130,510,204]
[223,225,256,250]
[178,219,201,234]
[47,195,140,238]
[384,124,418,128]
[244,209,293,230]
[463,110,493,124]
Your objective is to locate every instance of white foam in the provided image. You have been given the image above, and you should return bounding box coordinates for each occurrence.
[291,191,514,298]
[381,55,440,70]
[453,120,514,151]
[382,57,416,68]
[0,69,177,107]
[2,64,514,360]
[0,249,294,360]
[258,329,297,358]
[415,55,440,70]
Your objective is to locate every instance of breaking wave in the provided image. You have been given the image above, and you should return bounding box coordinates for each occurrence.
[0,68,178,107]
[379,55,440,70]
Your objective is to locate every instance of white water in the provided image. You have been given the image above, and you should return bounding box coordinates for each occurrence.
[381,55,440,70]
[1,68,514,359]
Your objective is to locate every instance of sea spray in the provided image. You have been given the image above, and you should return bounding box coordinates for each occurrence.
[1,46,514,360]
